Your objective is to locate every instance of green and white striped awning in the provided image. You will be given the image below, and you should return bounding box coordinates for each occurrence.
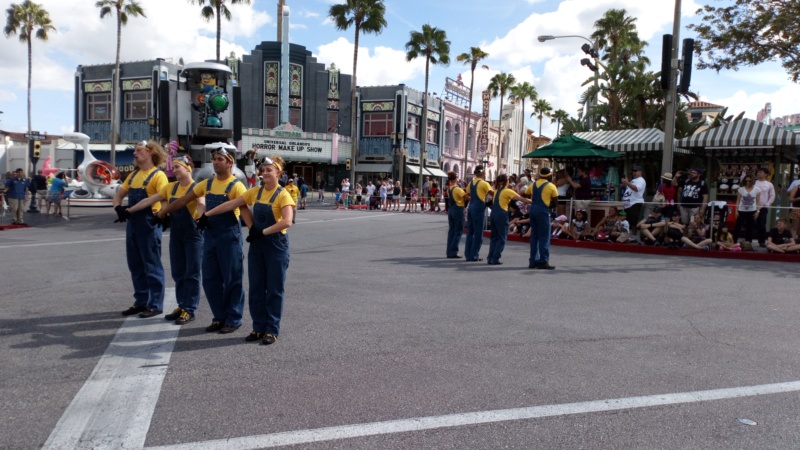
[677,118,800,149]
[574,128,690,154]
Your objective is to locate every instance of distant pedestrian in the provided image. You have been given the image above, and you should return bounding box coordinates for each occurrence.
[5,168,30,225]
[46,171,70,216]
[525,167,559,270]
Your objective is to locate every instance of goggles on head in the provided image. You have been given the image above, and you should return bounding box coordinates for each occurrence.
[135,140,149,150]
[211,147,234,160]
[172,155,193,170]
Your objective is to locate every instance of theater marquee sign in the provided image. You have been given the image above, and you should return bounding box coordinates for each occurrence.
[242,129,351,164]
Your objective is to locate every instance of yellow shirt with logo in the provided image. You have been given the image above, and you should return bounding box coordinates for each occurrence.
[192,176,246,219]
[159,180,200,219]
[494,187,519,211]
[241,185,296,234]
[472,178,493,202]
[284,184,299,204]
[524,179,559,207]
[123,167,168,213]
[449,185,466,207]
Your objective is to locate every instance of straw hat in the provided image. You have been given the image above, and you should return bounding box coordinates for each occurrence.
[661,172,673,181]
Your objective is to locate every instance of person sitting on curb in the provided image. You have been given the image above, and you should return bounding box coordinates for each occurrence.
[638,206,667,245]
[566,209,591,240]
[551,214,569,239]
[682,214,712,250]
[664,211,685,249]
[716,224,741,251]
[613,210,631,243]
[766,218,800,253]
[594,206,619,242]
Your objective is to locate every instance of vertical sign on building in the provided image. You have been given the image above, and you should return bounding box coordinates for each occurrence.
[478,90,491,155]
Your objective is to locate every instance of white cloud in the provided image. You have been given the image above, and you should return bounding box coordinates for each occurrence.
[0,90,18,102]
[315,37,424,86]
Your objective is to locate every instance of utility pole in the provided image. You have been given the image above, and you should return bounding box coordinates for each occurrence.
[661,0,682,176]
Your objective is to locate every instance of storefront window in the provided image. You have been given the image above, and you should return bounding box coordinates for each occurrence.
[265,106,277,129]
[407,115,420,140]
[290,108,301,127]
[87,93,111,121]
[427,120,438,144]
[327,111,338,132]
[363,112,392,136]
[124,91,151,120]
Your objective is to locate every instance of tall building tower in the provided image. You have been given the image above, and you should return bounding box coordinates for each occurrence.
[277,0,286,42]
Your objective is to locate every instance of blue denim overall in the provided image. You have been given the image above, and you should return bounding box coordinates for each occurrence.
[446,186,465,258]
[529,181,552,266]
[487,187,509,264]
[465,179,487,261]
[248,186,290,335]
[126,170,165,311]
[201,178,245,327]
[168,181,202,315]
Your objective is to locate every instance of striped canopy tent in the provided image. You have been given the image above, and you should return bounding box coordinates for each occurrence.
[677,119,800,161]
[574,128,691,155]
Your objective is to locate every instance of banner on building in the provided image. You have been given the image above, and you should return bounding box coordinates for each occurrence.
[479,90,491,154]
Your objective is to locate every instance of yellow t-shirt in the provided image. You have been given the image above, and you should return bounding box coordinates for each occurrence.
[494,187,519,211]
[525,179,559,207]
[123,167,168,213]
[159,180,200,219]
[192,176,246,219]
[284,184,299,204]
[449,185,466,207]
[471,179,493,202]
[241,185,296,234]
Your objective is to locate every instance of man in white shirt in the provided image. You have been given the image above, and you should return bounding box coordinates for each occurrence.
[754,167,775,247]
[620,165,646,236]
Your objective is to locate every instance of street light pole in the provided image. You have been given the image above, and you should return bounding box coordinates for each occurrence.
[661,0,683,176]
[538,34,601,131]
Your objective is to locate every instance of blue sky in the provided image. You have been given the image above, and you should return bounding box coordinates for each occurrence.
[1,0,798,139]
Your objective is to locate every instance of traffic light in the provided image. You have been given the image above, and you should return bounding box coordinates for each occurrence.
[660,34,672,90]
[679,38,695,95]
[345,158,351,171]
[33,141,42,158]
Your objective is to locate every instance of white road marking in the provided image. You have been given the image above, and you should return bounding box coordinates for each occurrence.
[43,289,179,450]
[0,237,126,249]
[146,380,800,450]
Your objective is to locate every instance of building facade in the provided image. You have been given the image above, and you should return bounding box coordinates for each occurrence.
[441,99,481,180]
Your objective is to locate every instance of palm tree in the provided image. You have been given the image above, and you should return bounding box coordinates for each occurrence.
[508,81,537,171]
[190,0,251,62]
[329,0,387,182]
[456,47,488,179]
[4,0,55,136]
[405,24,450,185]
[550,109,569,136]
[97,0,146,166]
[532,98,553,139]
[487,72,515,173]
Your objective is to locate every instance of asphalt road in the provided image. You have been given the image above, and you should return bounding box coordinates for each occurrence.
[2,203,799,449]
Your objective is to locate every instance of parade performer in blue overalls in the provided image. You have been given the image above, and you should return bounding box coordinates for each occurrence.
[126,155,205,325]
[524,167,559,270]
[464,165,494,262]
[204,155,294,346]
[446,170,466,259]
[487,174,532,265]
[113,140,168,317]
[159,146,250,334]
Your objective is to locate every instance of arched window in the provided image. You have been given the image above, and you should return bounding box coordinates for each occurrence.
[454,123,461,154]
[444,162,451,172]
[468,127,475,156]
[445,121,452,147]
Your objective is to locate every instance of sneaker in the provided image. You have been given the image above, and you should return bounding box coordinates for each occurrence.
[121,305,148,316]
[536,263,556,270]
[139,309,163,318]
[205,322,224,332]
[164,307,183,321]
[261,334,277,345]
[219,324,241,334]
[701,245,710,251]
[245,331,263,342]
[175,310,195,325]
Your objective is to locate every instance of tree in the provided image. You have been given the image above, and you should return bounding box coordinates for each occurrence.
[550,109,569,136]
[4,0,55,136]
[456,47,489,179]
[688,0,800,83]
[329,0,387,183]
[405,24,450,185]
[190,0,251,62]
[97,0,146,166]
[532,98,553,139]
[487,72,516,174]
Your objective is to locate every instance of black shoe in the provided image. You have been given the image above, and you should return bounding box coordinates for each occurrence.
[205,322,224,332]
[528,263,540,269]
[536,263,556,270]
[261,334,277,345]
[447,253,463,259]
[245,331,263,342]
[219,324,241,334]
[175,310,195,325]
[164,307,183,321]
[139,309,163,318]
[487,260,503,265]
[468,257,483,262]
[121,305,147,316]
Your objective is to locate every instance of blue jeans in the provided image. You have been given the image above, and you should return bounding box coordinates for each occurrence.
[528,205,551,265]
[447,205,465,257]
[202,226,244,327]
[169,226,203,314]
[756,207,768,243]
[465,203,486,261]
[126,215,165,310]
[248,234,290,335]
